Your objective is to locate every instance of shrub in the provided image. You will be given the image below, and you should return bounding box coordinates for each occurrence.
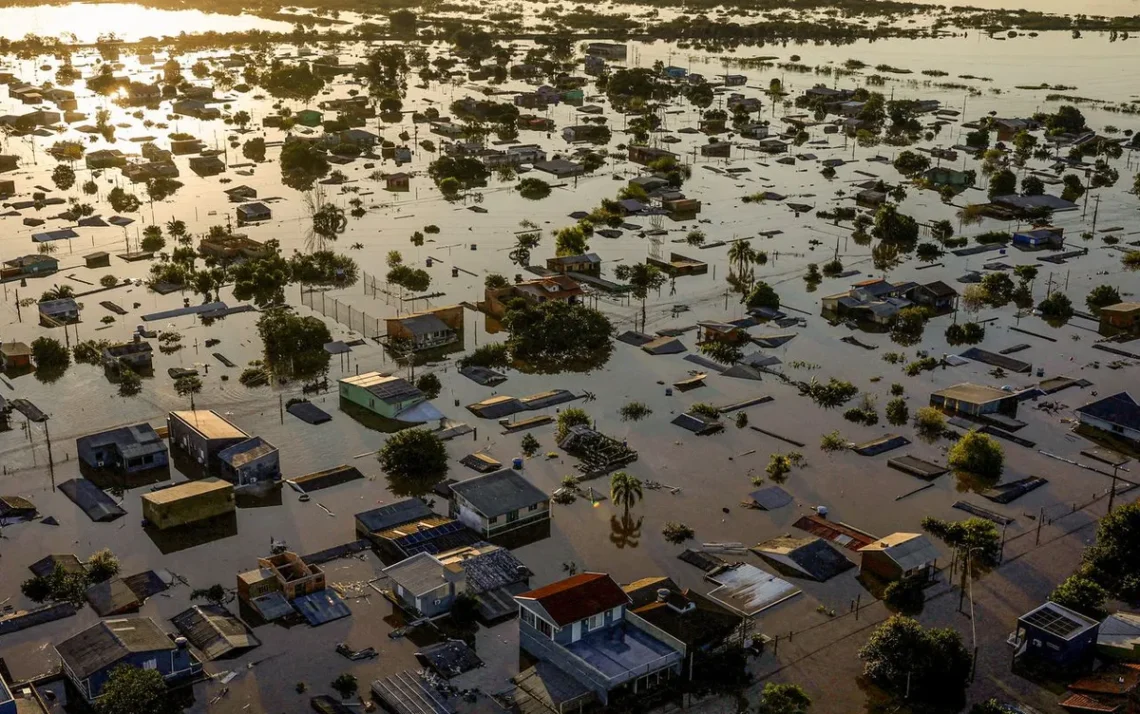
[662,522,695,544]
[948,430,1004,479]
[914,407,946,440]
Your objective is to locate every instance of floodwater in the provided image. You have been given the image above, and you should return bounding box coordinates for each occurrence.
[0,3,292,43]
[914,0,1140,16]
[0,14,1138,714]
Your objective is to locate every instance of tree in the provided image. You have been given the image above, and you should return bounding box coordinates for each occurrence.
[1082,502,1140,600]
[871,204,918,244]
[308,200,348,250]
[517,177,551,200]
[756,682,811,714]
[883,577,925,615]
[614,262,666,330]
[190,584,228,606]
[140,225,165,253]
[52,164,76,191]
[922,517,1001,580]
[1087,284,1122,312]
[232,110,251,130]
[31,337,70,370]
[521,433,540,456]
[609,471,643,517]
[885,398,908,426]
[554,224,589,256]
[415,373,441,399]
[1021,175,1045,196]
[555,407,591,441]
[1038,291,1074,321]
[1045,105,1086,135]
[503,301,612,373]
[744,281,780,310]
[378,428,448,484]
[1049,574,1108,620]
[914,406,946,441]
[892,150,930,178]
[890,306,929,346]
[108,187,141,213]
[331,673,358,700]
[242,137,266,162]
[280,140,330,191]
[699,340,743,366]
[485,273,509,290]
[860,616,972,710]
[174,375,202,405]
[931,219,954,242]
[987,169,1017,199]
[257,309,332,380]
[87,549,120,583]
[728,239,755,276]
[948,430,1004,479]
[97,665,180,714]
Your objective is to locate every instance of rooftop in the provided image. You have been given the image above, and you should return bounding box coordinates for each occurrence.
[340,372,423,404]
[355,498,435,534]
[1076,392,1140,432]
[517,573,630,627]
[859,532,940,571]
[56,617,174,680]
[932,382,1011,405]
[170,604,259,660]
[1101,302,1140,314]
[382,552,464,598]
[218,436,277,468]
[1020,601,1100,640]
[171,410,248,441]
[449,468,548,519]
[564,622,680,682]
[141,478,232,506]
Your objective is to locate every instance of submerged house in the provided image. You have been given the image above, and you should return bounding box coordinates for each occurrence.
[858,533,939,583]
[1076,392,1140,443]
[167,410,262,478]
[929,383,1019,420]
[820,278,913,325]
[217,436,280,489]
[1011,601,1099,672]
[77,424,169,474]
[338,372,436,422]
[484,275,584,319]
[102,337,154,371]
[382,552,467,618]
[1012,226,1064,250]
[385,305,464,351]
[545,253,601,276]
[449,468,551,541]
[515,573,684,705]
[38,298,79,326]
[1099,303,1140,336]
[55,617,202,702]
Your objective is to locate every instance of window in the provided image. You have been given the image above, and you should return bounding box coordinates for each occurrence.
[536,618,553,638]
[521,608,536,628]
[586,613,604,631]
[142,658,158,670]
[507,510,519,523]
[489,516,498,524]
[528,504,539,512]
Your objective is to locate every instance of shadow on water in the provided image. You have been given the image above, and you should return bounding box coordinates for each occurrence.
[144,511,240,555]
[81,463,171,495]
[609,513,643,549]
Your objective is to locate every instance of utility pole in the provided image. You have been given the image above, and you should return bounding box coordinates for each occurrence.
[44,419,55,490]
[1091,194,1101,235]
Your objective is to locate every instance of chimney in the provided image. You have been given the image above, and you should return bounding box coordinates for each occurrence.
[133,333,141,343]
[656,588,670,604]
[175,636,188,649]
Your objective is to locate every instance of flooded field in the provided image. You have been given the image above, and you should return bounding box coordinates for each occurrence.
[0,6,1138,713]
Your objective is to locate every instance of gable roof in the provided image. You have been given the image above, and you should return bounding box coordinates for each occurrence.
[859,532,940,571]
[516,572,630,627]
[449,468,548,518]
[355,498,434,533]
[1076,393,1140,432]
[56,617,173,679]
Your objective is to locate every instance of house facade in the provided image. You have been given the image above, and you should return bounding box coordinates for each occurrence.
[77,424,169,474]
[484,275,584,318]
[385,305,464,351]
[338,372,426,419]
[217,436,280,488]
[167,410,251,472]
[1100,303,1140,336]
[1076,392,1140,443]
[449,468,551,540]
[929,383,1019,419]
[515,573,684,705]
[382,552,467,617]
[858,533,939,582]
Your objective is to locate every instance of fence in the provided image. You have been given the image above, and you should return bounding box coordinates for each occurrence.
[301,288,383,338]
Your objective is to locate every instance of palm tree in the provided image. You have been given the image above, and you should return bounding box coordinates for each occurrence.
[166,219,189,245]
[613,262,666,332]
[609,471,643,517]
[728,238,753,277]
[40,284,75,301]
[305,188,347,251]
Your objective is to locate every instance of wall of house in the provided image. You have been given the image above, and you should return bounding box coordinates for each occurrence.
[860,552,903,582]
[415,581,460,617]
[86,647,190,700]
[1022,624,1094,668]
[1080,414,1140,442]
[142,486,234,530]
[227,450,281,487]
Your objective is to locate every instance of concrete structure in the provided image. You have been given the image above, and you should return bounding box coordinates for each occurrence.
[55,617,202,702]
[1011,601,1099,672]
[929,383,1019,419]
[484,275,584,318]
[449,468,551,540]
[1100,303,1140,336]
[385,305,464,351]
[240,551,326,602]
[338,372,426,419]
[858,533,939,582]
[167,410,251,472]
[197,234,268,261]
[515,573,683,705]
[382,552,467,617]
[141,478,235,529]
[217,436,280,489]
[1076,392,1140,443]
[235,202,271,223]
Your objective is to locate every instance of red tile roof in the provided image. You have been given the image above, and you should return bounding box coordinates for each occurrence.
[1060,692,1122,713]
[518,573,630,627]
[1070,664,1140,695]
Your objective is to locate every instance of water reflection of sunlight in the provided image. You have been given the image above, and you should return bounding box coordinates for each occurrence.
[3,2,289,44]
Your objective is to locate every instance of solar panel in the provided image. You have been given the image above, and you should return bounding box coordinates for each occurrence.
[1023,606,1084,637]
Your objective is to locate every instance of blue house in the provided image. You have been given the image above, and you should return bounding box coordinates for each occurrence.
[217,436,280,489]
[76,424,168,474]
[1010,601,1099,672]
[55,617,202,702]
[515,573,684,705]
[1012,226,1064,250]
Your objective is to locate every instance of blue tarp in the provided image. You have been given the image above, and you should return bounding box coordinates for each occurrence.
[294,589,351,626]
[288,401,332,425]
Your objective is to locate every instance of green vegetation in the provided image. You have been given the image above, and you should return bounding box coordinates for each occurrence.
[756,682,812,714]
[517,177,552,200]
[1087,284,1121,312]
[885,398,908,426]
[914,407,946,441]
[415,373,441,399]
[948,430,1004,479]
[31,336,70,372]
[257,309,332,380]
[859,616,972,711]
[1049,574,1108,620]
[502,300,612,373]
[662,521,695,545]
[1082,503,1140,601]
[97,665,181,714]
[620,401,652,422]
[378,428,448,485]
[744,281,780,311]
[609,471,643,516]
[800,377,859,408]
[520,433,540,457]
[555,408,592,441]
[819,430,848,452]
[1038,291,1074,321]
[883,577,925,615]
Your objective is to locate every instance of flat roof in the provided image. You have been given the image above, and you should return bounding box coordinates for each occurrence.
[932,383,1010,405]
[141,478,233,505]
[171,410,248,440]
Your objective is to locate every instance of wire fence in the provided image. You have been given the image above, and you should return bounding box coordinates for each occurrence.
[301,288,383,338]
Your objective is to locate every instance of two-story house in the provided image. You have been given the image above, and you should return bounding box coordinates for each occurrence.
[449,468,550,543]
[515,573,684,705]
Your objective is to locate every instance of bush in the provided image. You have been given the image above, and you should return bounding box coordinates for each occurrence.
[32,337,70,371]
[744,281,780,310]
[885,398,908,426]
[1049,574,1108,619]
[662,522,695,544]
[1037,291,1074,320]
[521,433,540,456]
[378,428,448,483]
[99,275,119,288]
[914,407,946,440]
[459,342,509,369]
[415,372,441,399]
[619,401,652,421]
[86,549,120,583]
[820,431,848,452]
[948,430,1004,479]
[555,408,591,441]
[689,403,721,420]
[883,577,925,614]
